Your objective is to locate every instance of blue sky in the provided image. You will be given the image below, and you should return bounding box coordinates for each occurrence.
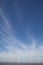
[0,0,43,63]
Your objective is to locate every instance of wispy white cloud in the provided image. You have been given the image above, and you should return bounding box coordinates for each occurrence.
[0,6,43,63]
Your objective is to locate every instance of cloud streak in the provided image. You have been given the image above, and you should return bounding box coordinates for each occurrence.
[0,2,43,63]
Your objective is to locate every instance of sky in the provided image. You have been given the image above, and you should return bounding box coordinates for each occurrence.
[0,0,43,63]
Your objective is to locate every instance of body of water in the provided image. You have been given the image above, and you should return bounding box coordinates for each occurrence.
[0,63,43,65]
